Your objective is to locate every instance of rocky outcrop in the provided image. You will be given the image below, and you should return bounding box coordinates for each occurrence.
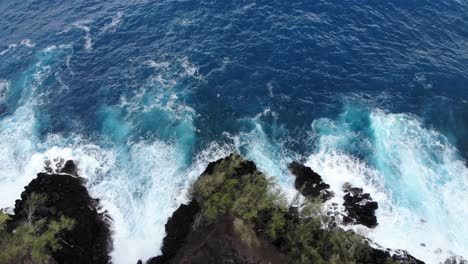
[60,160,79,176]
[342,183,379,228]
[288,162,378,228]
[288,161,333,200]
[148,215,286,264]
[147,201,201,264]
[8,161,111,264]
[145,154,289,264]
[147,155,423,264]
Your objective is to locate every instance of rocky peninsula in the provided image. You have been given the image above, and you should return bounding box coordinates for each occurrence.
[145,154,423,264]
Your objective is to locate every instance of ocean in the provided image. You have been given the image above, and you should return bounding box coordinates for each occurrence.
[0,0,467,263]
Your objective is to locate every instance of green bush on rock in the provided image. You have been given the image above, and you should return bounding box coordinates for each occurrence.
[0,193,74,264]
[192,154,282,222]
[0,213,8,231]
[190,154,392,263]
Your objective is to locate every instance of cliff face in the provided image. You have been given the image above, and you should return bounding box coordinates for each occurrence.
[146,154,424,264]
[147,202,288,264]
[6,161,111,264]
[147,154,288,264]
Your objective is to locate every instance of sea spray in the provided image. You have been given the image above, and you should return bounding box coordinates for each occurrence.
[0,45,72,208]
[306,104,468,263]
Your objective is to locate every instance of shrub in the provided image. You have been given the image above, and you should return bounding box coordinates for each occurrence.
[0,193,74,264]
[266,209,286,241]
[285,217,325,264]
[193,154,279,222]
[0,213,8,232]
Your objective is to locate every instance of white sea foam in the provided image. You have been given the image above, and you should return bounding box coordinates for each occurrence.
[0,45,71,208]
[73,22,93,50]
[0,80,10,102]
[0,44,17,56]
[145,60,171,70]
[145,57,203,87]
[266,81,275,98]
[0,105,39,209]
[41,44,72,53]
[20,39,36,48]
[102,11,124,32]
[0,39,35,56]
[223,111,299,200]
[180,57,203,80]
[87,58,202,263]
[306,108,468,263]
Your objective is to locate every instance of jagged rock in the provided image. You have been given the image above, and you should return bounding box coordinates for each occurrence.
[8,171,111,264]
[342,183,379,228]
[145,154,423,264]
[288,161,333,200]
[147,207,286,264]
[147,155,286,264]
[147,200,201,264]
[60,160,79,176]
[391,249,425,264]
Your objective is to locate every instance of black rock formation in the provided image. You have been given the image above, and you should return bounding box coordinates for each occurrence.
[146,154,287,264]
[8,161,111,264]
[60,160,79,176]
[342,183,379,228]
[288,161,333,200]
[147,201,201,264]
[146,155,424,264]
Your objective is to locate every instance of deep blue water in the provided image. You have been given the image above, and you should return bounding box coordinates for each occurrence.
[1,1,467,263]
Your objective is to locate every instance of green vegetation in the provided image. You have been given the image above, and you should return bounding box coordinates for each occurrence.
[191,154,409,264]
[0,213,8,231]
[192,154,282,222]
[265,209,286,240]
[0,193,74,264]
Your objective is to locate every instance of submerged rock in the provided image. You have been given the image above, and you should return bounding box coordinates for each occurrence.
[8,163,111,264]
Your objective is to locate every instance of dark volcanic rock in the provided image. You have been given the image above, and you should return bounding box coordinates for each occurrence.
[148,216,259,264]
[60,160,79,176]
[288,161,333,200]
[147,200,201,264]
[147,205,286,264]
[9,171,111,264]
[391,249,425,264]
[342,183,379,228]
[359,246,424,264]
[147,155,285,264]
[146,155,423,264]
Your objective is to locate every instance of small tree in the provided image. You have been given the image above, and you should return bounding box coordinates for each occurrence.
[23,193,47,228]
[0,212,8,231]
[0,193,74,264]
